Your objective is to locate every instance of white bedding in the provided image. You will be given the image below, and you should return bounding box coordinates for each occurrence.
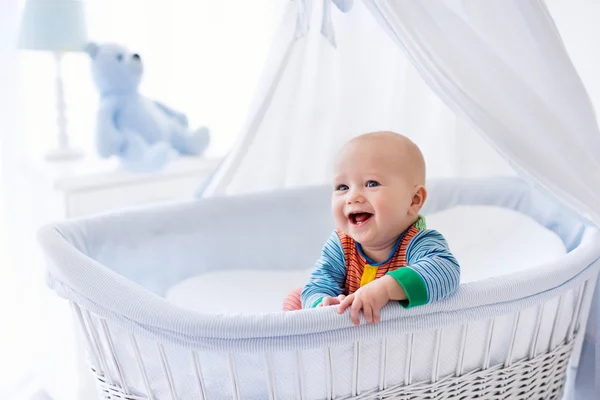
[166,206,567,314]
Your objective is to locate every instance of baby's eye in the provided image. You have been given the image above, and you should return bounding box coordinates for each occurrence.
[336,184,349,191]
[366,180,380,188]
[116,54,123,62]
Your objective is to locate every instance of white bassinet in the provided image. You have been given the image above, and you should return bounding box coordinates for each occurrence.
[38,177,600,400]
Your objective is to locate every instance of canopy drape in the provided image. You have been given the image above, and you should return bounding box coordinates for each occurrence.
[202,1,600,397]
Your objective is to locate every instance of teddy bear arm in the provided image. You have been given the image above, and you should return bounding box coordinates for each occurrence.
[153,101,189,127]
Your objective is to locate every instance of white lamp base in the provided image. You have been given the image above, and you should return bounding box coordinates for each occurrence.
[46,52,84,163]
[45,147,85,161]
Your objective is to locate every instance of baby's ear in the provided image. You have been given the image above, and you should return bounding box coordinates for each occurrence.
[409,185,427,215]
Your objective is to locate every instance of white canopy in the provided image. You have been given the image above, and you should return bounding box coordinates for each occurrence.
[201,0,600,397]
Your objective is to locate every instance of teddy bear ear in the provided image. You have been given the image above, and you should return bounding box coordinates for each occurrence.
[84,42,99,59]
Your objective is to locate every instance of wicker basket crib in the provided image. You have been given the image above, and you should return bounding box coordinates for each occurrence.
[38,178,600,400]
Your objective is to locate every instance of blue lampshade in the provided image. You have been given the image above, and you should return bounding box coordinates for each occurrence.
[18,0,88,52]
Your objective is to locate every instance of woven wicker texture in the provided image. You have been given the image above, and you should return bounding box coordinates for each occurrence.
[90,336,573,400]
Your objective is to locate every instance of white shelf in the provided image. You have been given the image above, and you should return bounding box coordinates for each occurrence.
[22,155,220,193]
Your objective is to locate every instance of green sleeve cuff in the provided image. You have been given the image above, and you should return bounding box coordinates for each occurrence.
[387,267,428,308]
[312,297,324,308]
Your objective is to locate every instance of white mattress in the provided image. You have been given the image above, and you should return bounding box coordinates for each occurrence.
[166,205,567,314]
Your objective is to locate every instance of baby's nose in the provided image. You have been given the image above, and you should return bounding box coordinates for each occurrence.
[347,190,364,203]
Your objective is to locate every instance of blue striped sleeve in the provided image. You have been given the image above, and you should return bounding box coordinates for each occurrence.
[301,231,347,308]
[405,230,460,304]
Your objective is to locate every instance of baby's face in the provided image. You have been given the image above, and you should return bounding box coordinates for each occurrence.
[332,140,419,248]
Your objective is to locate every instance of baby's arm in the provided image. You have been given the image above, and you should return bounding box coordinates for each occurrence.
[338,229,459,325]
[388,229,460,308]
[301,231,347,308]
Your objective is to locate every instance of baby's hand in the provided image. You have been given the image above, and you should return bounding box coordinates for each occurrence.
[319,295,347,307]
[338,276,395,325]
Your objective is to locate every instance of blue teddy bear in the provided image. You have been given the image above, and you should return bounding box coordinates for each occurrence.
[85,42,210,171]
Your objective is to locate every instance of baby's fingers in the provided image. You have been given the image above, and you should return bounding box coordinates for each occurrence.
[373,305,381,324]
[338,294,354,313]
[350,299,363,326]
[363,303,374,325]
[321,297,339,307]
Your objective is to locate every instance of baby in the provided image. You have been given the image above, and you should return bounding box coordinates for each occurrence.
[283,131,460,325]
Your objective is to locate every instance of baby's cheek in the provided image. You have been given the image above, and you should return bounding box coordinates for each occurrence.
[373,198,391,215]
[331,204,346,226]
[333,212,347,229]
[381,201,403,222]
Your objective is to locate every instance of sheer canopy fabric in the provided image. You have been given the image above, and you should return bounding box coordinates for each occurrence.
[203,1,600,398]
[364,0,600,226]
[202,0,516,197]
[207,0,600,225]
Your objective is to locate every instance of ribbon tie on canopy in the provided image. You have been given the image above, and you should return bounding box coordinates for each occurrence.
[294,0,354,48]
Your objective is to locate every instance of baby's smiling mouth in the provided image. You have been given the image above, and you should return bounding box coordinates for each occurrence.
[349,212,373,225]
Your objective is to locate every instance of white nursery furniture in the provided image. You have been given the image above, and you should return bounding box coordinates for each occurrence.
[18,156,218,400]
[23,156,218,219]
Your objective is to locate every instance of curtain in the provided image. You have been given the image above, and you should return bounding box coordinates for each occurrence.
[207,0,600,225]
[0,0,39,397]
[0,0,51,397]
[364,0,600,226]
[203,0,516,197]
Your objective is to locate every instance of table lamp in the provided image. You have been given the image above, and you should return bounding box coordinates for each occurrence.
[18,0,88,161]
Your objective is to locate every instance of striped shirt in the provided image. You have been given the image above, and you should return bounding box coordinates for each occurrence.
[301,217,460,309]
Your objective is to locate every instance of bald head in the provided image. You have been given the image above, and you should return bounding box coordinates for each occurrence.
[336,131,426,185]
